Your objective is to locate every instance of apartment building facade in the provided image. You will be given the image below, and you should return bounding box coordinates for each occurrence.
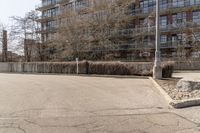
[36,0,200,60]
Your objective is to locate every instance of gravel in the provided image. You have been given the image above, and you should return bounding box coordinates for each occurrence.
[156,78,200,100]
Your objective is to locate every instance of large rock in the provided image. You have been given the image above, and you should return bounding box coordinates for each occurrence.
[177,78,200,92]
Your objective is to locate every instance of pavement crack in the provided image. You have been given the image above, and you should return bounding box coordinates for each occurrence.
[17,126,27,133]
[24,119,95,129]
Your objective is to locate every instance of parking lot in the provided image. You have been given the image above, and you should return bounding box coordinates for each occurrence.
[0,73,199,133]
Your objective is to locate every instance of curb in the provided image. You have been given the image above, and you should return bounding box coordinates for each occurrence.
[149,77,200,108]
[78,74,149,79]
[149,77,173,108]
[0,72,149,79]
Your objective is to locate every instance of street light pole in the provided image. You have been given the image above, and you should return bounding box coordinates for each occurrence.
[153,0,162,79]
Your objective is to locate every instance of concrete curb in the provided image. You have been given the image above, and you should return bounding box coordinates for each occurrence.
[149,77,173,108]
[171,98,200,108]
[79,74,149,79]
[0,72,149,79]
[149,77,200,109]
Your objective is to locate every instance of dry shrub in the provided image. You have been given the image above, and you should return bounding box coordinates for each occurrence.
[126,62,153,76]
[9,61,88,74]
[88,61,153,76]
[8,61,174,77]
[162,61,174,78]
[88,62,129,75]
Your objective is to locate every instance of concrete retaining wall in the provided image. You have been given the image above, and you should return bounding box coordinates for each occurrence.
[0,63,9,72]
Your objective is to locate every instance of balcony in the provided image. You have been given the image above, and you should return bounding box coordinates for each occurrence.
[36,15,56,23]
[36,26,58,34]
[35,0,66,10]
[79,22,199,39]
[130,1,200,17]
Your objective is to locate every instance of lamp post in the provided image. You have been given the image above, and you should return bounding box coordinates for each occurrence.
[153,0,162,79]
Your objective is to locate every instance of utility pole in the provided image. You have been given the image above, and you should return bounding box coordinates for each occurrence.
[2,30,8,62]
[153,0,162,79]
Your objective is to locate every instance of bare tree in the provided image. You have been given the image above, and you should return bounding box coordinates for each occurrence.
[10,10,41,62]
[174,20,200,60]
[49,0,141,61]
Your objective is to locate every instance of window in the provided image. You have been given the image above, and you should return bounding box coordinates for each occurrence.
[160,0,168,10]
[190,0,200,5]
[193,11,200,23]
[172,35,178,42]
[160,35,167,43]
[190,0,195,5]
[75,0,90,10]
[47,21,57,30]
[43,8,59,18]
[172,0,185,7]
[172,12,187,27]
[42,0,57,6]
[129,3,136,15]
[140,0,156,13]
[160,16,168,29]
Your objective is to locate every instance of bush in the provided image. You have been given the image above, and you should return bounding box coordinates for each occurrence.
[162,61,174,78]
[88,61,153,76]
[8,61,174,78]
[88,62,130,75]
[9,61,88,74]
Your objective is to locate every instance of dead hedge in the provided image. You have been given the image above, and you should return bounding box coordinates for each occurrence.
[8,61,174,78]
[88,61,153,76]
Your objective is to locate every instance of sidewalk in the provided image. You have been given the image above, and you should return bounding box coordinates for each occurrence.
[173,71,200,79]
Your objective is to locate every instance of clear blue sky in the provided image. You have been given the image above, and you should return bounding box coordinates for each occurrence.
[0,0,40,24]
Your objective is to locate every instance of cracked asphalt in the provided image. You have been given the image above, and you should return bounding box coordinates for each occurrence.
[0,73,199,133]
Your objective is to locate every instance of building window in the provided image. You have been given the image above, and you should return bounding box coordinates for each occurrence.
[47,21,57,30]
[190,0,195,5]
[42,0,57,6]
[43,7,59,18]
[160,16,168,29]
[129,3,136,15]
[193,11,200,23]
[140,0,156,13]
[172,12,187,27]
[172,0,185,7]
[190,0,200,5]
[75,0,90,10]
[160,0,168,10]
[172,34,178,42]
[160,35,167,43]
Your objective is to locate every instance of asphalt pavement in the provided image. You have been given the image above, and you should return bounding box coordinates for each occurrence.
[0,73,199,133]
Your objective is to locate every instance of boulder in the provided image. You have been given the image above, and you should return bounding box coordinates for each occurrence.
[177,78,200,92]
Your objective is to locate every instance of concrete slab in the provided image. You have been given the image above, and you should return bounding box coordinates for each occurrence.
[173,71,200,79]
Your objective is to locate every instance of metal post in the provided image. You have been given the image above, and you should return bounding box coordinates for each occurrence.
[153,0,162,79]
[76,58,79,74]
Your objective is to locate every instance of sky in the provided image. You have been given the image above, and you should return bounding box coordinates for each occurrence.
[0,0,40,25]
